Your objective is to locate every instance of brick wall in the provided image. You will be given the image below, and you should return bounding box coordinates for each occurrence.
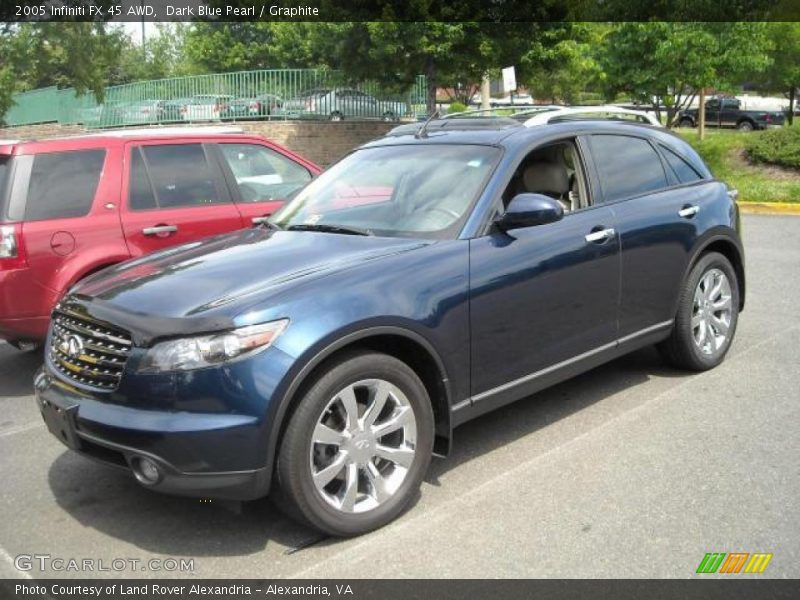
[0,120,398,166]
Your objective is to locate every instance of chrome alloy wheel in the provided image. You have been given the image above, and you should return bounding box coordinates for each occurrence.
[692,268,733,356]
[310,379,417,513]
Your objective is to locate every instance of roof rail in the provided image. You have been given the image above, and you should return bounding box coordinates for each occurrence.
[443,105,561,120]
[81,125,245,138]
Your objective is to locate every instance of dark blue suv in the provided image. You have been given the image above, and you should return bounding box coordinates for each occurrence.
[35,117,744,536]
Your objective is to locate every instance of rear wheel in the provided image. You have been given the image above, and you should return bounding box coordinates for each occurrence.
[329,111,343,122]
[679,117,695,128]
[659,252,739,371]
[736,120,755,131]
[274,351,434,536]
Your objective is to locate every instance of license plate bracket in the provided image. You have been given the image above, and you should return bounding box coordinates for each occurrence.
[39,397,82,451]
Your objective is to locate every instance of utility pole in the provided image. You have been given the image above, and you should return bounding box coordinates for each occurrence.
[481,74,490,111]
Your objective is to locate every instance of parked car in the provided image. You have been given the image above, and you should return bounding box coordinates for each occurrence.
[35,118,744,537]
[678,96,785,131]
[224,94,283,119]
[0,127,320,347]
[184,95,234,121]
[115,100,165,125]
[280,88,408,121]
[161,98,193,122]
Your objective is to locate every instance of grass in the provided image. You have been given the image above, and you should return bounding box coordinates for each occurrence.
[677,128,800,204]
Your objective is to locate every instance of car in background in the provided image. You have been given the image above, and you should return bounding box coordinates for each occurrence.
[161,98,193,123]
[223,94,284,119]
[115,100,165,125]
[184,95,234,121]
[280,88,408,121]
[33,117,744,537]
[0,127,320,348]
[518,105,662,127]
[678,96,785,131]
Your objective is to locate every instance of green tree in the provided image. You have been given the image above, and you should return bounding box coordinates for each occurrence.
[600,22,772,128]
[754,23,800,125]
[110,24,189,85]
[182,23,280,74]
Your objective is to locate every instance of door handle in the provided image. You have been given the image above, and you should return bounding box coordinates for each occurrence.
[251,216,272,225]
[585,227,616,243]
[678,205,700,218]
[142,225,178,236]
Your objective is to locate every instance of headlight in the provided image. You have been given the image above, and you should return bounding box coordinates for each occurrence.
[137,319,288,373]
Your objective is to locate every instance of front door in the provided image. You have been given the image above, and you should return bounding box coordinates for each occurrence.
[469,139,620,401]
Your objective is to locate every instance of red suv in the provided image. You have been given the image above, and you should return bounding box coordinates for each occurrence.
[0,127,320,348]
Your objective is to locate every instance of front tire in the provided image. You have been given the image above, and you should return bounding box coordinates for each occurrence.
[679,117,695,128]
[274,351,434,536]
[659,252,739,371]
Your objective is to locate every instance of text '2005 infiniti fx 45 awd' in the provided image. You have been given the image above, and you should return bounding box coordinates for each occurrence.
[35,117,744,536]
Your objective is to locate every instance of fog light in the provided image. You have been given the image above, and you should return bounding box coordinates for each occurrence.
[131,456,161,485]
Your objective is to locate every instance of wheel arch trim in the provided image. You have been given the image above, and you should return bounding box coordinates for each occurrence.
[263,325,453,490]
[680,230,746,313]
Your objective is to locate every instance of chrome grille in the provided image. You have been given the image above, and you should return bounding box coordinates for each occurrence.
[49,311,132,391]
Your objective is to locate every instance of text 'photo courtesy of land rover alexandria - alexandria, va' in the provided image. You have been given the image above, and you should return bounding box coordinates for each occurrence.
[34,113,745,537]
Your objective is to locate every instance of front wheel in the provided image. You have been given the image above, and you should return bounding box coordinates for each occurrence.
[659,252,739,371]
[274,352,434,536]
[329,111,343,122]
[678,117,695,128]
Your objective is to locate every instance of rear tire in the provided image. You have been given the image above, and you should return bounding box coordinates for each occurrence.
[274,351,434,536]
[736,120,755,131]
[659,252,739,371]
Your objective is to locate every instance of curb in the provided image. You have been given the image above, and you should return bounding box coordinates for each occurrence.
[739,202,800,216]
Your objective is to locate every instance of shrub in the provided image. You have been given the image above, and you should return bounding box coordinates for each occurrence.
[448,102,468,114]
[745,127,800,170]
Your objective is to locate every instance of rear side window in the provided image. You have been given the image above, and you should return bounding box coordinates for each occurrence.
[660,146,703,184]
[588,135,667,202]
[25,150,105,221]
[137,144,222,209]
[0,156,10,220]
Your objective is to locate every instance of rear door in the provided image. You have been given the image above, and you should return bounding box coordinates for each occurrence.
[120,141,243,257]
[704,98,721,127]
[212,141,315,226]
[720,99,741,127]
[586,134,708,339]
[15,144,128,307]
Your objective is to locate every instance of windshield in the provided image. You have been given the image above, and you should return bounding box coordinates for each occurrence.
[271,144,500,239]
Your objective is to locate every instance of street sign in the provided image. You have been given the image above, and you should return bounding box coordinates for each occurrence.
[502,66,517,93]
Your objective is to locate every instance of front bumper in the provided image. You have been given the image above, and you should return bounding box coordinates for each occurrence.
[34,368,271,500]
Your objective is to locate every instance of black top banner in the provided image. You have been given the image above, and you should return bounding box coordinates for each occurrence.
[2,0,800,22]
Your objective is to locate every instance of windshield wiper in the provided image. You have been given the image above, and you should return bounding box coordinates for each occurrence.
[286,223,374,236]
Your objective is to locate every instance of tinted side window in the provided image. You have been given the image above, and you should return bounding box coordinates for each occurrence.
[25,150,105,221]
[129,148,157,210]
[141,144,221,209]
[588,135,667,202]
[219,144,312,203]
[660,146,703,184]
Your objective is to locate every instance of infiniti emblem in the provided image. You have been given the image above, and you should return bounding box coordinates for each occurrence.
[65,335,85,359]
[354,439,371,450]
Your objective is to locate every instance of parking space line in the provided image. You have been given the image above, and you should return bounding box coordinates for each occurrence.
[0,422,43,439]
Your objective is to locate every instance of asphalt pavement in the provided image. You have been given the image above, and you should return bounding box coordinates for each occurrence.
[0,214,798,579]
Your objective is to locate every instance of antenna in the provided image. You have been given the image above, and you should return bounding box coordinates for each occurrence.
[415,110,441,138]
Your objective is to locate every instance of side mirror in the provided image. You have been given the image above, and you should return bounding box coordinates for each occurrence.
[495,193,564,231]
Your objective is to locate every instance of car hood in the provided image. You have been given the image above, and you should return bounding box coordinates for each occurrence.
[68,228,430,343]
